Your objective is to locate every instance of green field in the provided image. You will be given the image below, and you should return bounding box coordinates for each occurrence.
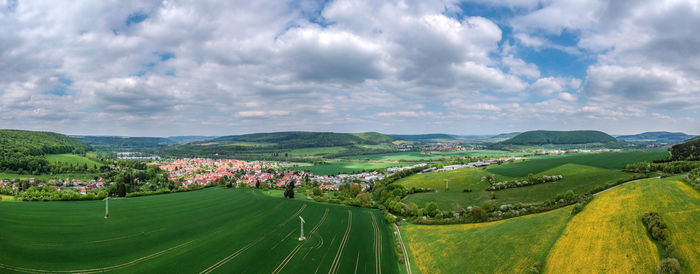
[346,151,442,161]
[0,187,398,273]
[45,154,104,167]
[398,151,664,210]
[401,177,700,273]
[488,151,667,177]
[290,161,412,175]
[0,172,102,181]
[287,147,349,156]
[426,150,529,158]
[401,206,572,274]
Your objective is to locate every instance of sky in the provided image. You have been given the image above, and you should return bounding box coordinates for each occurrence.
[1,0,699,136]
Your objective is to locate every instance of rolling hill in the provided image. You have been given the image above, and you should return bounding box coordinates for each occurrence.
[616,131,695,144]
[0,129,93,173]
[71,136,176,151]
[669,136,700,161]
[389,134,456,142]
[213,131,396,148]
[500,130,617,145]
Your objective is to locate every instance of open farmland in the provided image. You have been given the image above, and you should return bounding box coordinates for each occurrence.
[289,161,411,176]
[488,151,668,177]
[399,160,633,210]
[346,151,443,161]
[544,177,700,273]
[401,206,572,274]
[0,188,399,273]
[45,153,104,167]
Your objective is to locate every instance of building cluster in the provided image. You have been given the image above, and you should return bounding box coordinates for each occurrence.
[0,177,106,195]
[159,158,305,188]
[432,157,518,172]
[311,171,386,191]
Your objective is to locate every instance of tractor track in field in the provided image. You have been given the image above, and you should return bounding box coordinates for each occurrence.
[0,239,196,273]
[271,208,329,274]
[0,228,168,247]
[199,204,307,274]
[370,213,382,274]
[328,210,352,274]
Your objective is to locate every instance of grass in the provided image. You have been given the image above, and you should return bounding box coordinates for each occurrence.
[0,172,102,181]
[400,206,572,274]
[400,163,631,210]
[45,154,104,167]
[544,177,700,273]
[287,146,348,156]
[426,150,529,158]
[346,151,442,161]
[289,161,412,175]
[0,187,398,273]
[488,151,668,178]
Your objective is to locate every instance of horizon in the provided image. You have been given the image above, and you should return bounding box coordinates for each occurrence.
[1,1,699,135]
[3,128,696,138]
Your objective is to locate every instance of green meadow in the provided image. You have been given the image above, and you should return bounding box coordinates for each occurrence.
[290,161,412,175]
[45,154,104,167]
[0,187,398,273]
[398,151,662,210]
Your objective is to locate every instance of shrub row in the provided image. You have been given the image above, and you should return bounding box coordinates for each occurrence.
[641,212,680,274]
[486,175,563,191]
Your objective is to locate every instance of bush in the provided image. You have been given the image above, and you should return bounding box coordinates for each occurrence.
[571,203,584,215]
[481,202,494,212]
[527,262,542,273]
[656,258,680,274]
[424,202,439,217]
[470,206,488,222]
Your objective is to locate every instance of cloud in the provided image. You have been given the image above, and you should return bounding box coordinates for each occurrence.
[530,77,581,96]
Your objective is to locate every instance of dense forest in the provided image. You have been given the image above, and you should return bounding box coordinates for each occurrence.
[670,137,700,161]
[500,130,618,145]
[0,130,92,173]
[71,136,176,151]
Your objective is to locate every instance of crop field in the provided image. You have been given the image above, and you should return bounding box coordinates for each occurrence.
[400,163,631,210]
[488,151,668,178]
[45,154,104,167]
[544,177,700,273]
[426,150,530,158]
[346,151,442,161]
[290,161,411,175]
[0,188,399,273]
[287,146,348,156]
[0,172,102,181]
[401,206,572,274]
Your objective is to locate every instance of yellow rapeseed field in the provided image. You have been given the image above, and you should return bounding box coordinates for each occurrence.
[544,178,700,273]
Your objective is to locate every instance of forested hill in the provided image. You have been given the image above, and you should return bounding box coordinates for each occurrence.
[389,134,455,142]
[500,130,618,145]
[213,131,396,148]
[0,129,92,172]
[71,136,175,151]
[670,137,700,161]
[616,131,695,144]
[0,130,91,155]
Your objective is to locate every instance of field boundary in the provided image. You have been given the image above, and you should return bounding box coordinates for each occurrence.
[393,223,412,274]
[592,176,661,196]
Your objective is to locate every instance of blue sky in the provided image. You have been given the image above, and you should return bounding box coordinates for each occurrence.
[0,0,698,136]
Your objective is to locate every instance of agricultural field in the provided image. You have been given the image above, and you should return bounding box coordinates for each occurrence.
[0,172,102,181]
[287,146,348,156]
[488,151,668,177]
[544,177,700,273]
[0,187,399,273]
[289,161,412,176]
[401,206,572,274]
[425,150,530,158]
[346,151,443,161]
[45,154,104,167]
[399,151,665,210]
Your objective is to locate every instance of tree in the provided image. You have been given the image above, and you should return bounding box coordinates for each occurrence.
[657,258,680,274]
[424,202,438,217]
[117,183,127,197]
[471,206,488,221]
[284,181,295,199]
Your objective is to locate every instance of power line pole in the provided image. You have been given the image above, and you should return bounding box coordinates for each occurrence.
[444,179,449,191]
[104,197,110,219]
[298,216,306,241]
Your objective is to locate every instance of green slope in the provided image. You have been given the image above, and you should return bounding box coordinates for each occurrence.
[670,137,700,161]
[0,188,399,273]
[501,130,617,145]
